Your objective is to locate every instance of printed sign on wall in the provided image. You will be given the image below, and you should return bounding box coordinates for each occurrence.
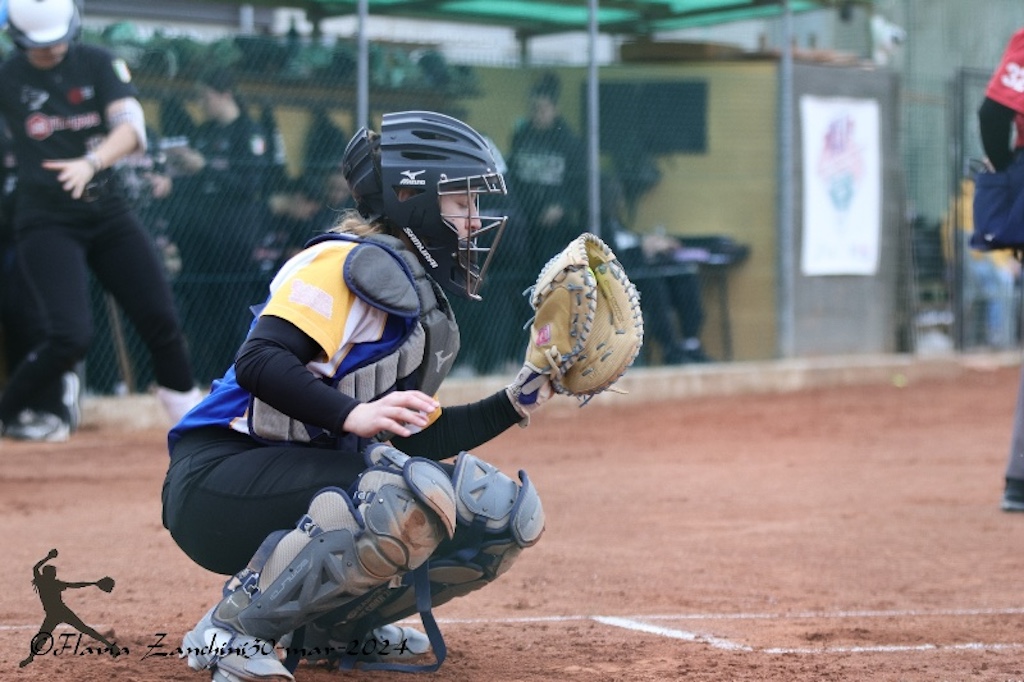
[800,95,881,276]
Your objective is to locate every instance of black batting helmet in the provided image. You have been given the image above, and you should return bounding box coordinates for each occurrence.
[342,111,508,301]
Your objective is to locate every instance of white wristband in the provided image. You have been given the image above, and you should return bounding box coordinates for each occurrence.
[85,151,104,172]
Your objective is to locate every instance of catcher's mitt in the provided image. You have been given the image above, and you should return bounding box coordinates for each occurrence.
[96,576,115,593]
[524,232,643,401]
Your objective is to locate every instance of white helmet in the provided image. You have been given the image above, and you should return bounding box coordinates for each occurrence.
[7,0,80,49]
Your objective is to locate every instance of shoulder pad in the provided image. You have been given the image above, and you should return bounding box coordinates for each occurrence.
[344,242,420,316]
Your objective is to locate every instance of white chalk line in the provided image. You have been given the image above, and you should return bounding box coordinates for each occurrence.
[761,642,1024,654]
[430,606,1024,625]
[430,607,1024,655]
[4,607,1024,655]
[593,616,1024,655]
[593,616,753,651]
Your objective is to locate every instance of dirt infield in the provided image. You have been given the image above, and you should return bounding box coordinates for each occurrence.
[4,357,1024,681]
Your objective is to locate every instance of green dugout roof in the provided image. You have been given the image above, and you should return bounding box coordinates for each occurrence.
[238,0,858,38]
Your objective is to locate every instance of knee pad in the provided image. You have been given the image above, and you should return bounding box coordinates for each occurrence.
[211,451,456,642]
[452,452,544,549]
[300,453,544,667]
[385,451,545,611]
[355,445,457,576]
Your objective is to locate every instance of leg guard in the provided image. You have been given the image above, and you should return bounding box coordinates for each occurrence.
[182,448,456,681]
[298,452,544,672]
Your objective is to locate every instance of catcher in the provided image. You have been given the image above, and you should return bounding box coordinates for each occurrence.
[20,548,119,668]
[161,111,642,681]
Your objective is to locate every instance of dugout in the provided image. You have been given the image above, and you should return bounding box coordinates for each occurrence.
[461,54,904,362]
[68,46,903,394]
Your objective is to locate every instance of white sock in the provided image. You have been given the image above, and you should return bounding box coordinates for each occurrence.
[156,386,203,423]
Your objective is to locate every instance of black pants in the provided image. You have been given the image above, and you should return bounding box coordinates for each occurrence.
[162,428,370,576]
[636,272,705,347]
[0,242,64,416]
[0,196,193,423]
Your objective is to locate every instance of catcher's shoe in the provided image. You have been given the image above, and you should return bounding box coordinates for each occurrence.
[373,624,430,656]
[296,621,431,666]
[181,605,293,682]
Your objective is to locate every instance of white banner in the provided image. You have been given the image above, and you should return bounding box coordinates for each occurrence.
[799,96,881,276]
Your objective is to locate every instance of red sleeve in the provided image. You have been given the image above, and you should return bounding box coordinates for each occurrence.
[986,29,1024,148]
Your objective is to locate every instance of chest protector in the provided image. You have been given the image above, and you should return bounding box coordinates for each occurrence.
[248,233,460,447]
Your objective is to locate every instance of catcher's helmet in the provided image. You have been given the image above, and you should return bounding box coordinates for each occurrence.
[6,0,80,49]
[342,111,508,301]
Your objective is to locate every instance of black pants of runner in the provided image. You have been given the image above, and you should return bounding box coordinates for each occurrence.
[0,242,64,416]
[0,195,193,424]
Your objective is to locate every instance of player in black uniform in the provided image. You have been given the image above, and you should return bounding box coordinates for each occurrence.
[0,0,200,440]
[506,71,587,272]
[0,113,83,441]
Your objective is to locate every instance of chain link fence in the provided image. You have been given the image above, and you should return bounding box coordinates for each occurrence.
[59,31,733,394]
[1,12,1019,397]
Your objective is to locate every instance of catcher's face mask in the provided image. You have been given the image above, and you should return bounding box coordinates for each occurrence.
[375,111,509,301]
[437,171,508,301]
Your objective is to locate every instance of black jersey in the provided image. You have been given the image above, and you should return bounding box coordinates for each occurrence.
[0,43,137,210]
[507,115,586,226]
[0,119,17,238]
[179,114,267,206]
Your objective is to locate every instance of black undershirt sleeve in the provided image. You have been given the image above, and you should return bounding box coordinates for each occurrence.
[234,315,359,435]
[979,97,1018,171]
[234,315,524,451]
[392,389,523,461]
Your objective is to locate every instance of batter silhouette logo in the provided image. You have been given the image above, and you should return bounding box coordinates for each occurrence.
[19,548,124,668]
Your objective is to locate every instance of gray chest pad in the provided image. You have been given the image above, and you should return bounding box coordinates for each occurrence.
[344,243,420,316]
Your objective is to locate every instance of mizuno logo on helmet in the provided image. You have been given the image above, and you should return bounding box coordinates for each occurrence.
[399,170,426,186]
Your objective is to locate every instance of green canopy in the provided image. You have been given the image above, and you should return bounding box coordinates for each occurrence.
[238,0,851,38]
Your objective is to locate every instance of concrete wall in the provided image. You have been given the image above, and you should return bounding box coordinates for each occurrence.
[791,63,904,357]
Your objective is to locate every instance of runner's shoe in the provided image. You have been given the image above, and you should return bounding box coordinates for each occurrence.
[4,410,70,442]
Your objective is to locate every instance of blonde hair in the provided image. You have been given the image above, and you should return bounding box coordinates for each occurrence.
[328,208,388,238]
